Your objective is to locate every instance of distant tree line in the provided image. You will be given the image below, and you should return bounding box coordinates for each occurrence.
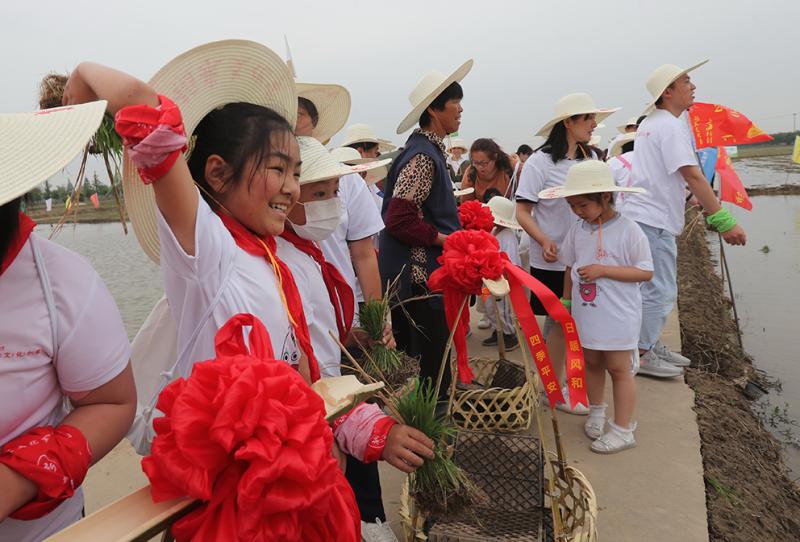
[23,173,123,206]
[750,130,800,147]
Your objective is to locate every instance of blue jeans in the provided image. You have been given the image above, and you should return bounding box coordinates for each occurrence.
[637,222,678,350]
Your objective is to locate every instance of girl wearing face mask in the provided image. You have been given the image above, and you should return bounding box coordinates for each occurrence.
[515,93,619,416]
[277,138,435,538]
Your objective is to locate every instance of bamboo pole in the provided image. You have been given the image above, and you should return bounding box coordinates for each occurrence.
[717,232,744,350]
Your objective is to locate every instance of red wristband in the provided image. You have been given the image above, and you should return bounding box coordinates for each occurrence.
[363,416,397,464]
[0,425,92,520]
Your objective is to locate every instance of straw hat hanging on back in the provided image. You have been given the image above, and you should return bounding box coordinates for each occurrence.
[0,101,107,206]
[396,59,473,134]
[644,59,708,111]
[487,196,522,230]
[536,93,620,138]
[329,146,392,185]
[122,39,298,264]
[538,160,645,200]
[339,123,397,153]
[298,137,390,184]
[296,82,351,143]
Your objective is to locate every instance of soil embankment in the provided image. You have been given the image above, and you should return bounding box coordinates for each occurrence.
[677,209,800,541]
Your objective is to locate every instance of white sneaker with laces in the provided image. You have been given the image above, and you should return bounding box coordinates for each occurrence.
[638,349,684,378]
[652,341,691,367]
[361,518,399,542]
[555,385,589,415]
[477,315,491,330]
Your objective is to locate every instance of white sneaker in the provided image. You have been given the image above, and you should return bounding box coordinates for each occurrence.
[638,349,684,379]
[477,315,491,329]
[652,341,691,367]
[361,518,399,542]
[555,386,589,416]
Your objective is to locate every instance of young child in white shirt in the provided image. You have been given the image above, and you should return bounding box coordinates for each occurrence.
[483,194,521,351]
[539,160,653,454]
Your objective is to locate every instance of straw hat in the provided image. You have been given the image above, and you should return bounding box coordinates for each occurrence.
[609,132,636,157]
[453,187,474,197]
[396,59,474,134]
[329,146,391,185]
[589,134,602,147]
[296,82,351,143]
[298,137,390,185]
[536,93,620,138]
[616,116,640,134]
[339,123,397,153]
[538,160,646,200]
[0,101,107,207]
[645,60,708,110]
[447,137,468,152]
[122,40,298,264]
[487,196,522,230]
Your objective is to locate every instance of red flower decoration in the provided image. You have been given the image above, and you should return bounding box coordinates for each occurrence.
[458,200,495,232]
[428,231,509,383]
[142,314,359,542]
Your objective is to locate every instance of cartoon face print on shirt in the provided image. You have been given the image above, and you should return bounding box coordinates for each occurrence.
[280,328,301,366]
[579,282,597,307]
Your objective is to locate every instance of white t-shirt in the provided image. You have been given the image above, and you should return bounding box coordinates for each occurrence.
[0,235,130,542]
[494,227,521,267]
[157,193,301,372]
[609,151,635,206]
[320,173,384,305]
[447,156,468,182]
[276,238,342,378]
[619,109,698,235]
[560,214,653,350]
[515,150,592,271]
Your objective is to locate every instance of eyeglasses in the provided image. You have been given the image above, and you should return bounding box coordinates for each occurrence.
[472,159,493,168]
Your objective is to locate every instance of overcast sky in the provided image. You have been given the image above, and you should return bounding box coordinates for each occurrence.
[3,0,798,185]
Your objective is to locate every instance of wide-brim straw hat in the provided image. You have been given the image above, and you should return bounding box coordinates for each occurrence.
[453,187,474,197]
[299,137,390,185]
[645,59,708,110]
[329,146,391,185]
[538,160,646,200]
[616,116,640,134]
[396,59,473,135]
[122,40,298,264]
[536,93,620,138]
[296,82,351,143]
[339,123,397,153]
[610,132,636,157]
[447,136,468,152]
[0,101,107,207]
[487,196,522,230]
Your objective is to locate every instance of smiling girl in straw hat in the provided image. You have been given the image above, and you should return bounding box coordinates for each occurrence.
[277,137,433,541]
[539,159,652,454]
[0,102,136,541]
[515,92,619,415]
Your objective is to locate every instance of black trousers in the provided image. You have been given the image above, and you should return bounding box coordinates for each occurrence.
[346,454,385,522]
[391,297,452,399]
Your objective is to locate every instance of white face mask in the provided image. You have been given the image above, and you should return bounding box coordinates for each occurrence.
[290,197,342,241]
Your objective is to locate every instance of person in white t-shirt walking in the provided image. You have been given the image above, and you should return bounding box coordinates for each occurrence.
[620,60,747,378]
[540,160,653,454]
[515,92,619,415]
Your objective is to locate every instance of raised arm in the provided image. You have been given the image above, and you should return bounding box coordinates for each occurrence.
[64,62,199,255]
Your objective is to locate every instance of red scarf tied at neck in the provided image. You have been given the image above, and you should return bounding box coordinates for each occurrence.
[216,212,321,382]
[280,228,355,343]
[1,212,36,276]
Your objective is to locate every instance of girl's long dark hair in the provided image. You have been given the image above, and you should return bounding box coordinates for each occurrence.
[468,138,513,183]
[0,198,22,271]
[536,115,593,163]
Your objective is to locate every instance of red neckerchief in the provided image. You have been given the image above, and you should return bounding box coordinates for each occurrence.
[1,213,35,276]
[280,228,355,343]
[215,212,321,382]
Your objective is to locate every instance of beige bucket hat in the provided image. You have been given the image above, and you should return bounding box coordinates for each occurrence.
[609,132,636,157]
[645,60,708,110]
[538,160,646,200]
[487,196,522,230]
[122,40,298,264]
[329,146,391,185]
[396,59,473,134]
[536,93,620,138]
[616,116,640,134]
[296,82,351,143]
[339,123,397,153]
[298,137,390,185]
[447,137,469,152]
[0,101,107,206]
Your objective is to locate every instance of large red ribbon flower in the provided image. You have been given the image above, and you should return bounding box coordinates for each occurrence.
[458,200,495,232]
[428,230,508,383]
[141,314,359,542]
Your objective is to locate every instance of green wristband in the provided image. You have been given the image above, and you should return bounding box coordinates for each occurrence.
[560,297,572,309]
[706,208,737,233]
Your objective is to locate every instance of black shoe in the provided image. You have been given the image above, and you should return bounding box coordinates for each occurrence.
[481,331,498,347]
[503,333,519,351]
